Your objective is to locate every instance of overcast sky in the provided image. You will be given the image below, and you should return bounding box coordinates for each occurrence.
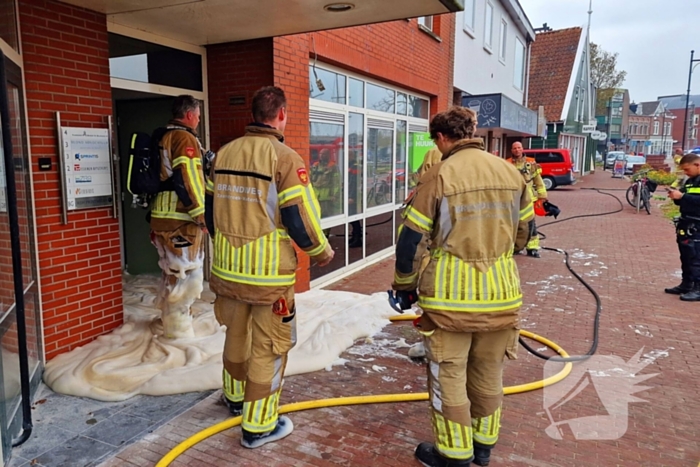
[522,0,700,103]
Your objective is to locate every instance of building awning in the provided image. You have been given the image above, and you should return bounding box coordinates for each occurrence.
[461,93,538,137]
[59,0,464,46]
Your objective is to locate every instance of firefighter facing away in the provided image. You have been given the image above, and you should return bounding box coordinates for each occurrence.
[149,95,208,339]
[392,106,533,467]
[205,86,334,448]
[509,141,547,257]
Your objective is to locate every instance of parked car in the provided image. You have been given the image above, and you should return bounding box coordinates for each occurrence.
[595,151,602,163]
[522,148,575,190]
[605,151,625,170]
[625,155,646,174]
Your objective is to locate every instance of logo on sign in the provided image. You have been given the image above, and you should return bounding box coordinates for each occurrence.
[74,164,80,171]
[75,153,99,160]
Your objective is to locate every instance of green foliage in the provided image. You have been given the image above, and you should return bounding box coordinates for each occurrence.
[660,199,680,221]
[592,43,627,116]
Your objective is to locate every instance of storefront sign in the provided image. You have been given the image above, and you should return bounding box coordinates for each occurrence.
[59,127,113,210]
[463,93,537,135]
[410,132,435,173]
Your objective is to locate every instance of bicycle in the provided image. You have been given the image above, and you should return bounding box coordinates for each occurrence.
[625,169,657,215]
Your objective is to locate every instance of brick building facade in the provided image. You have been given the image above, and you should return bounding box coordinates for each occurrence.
[0,0,461,454]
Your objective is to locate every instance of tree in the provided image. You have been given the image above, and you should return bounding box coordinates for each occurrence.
[590,43,627,116]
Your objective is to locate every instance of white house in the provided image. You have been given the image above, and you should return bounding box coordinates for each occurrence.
[453,0,537,157]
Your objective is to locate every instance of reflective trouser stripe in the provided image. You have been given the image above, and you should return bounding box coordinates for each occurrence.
[432,411,474,460]
[472,406,502,446]
[242,391,281,433]
[527,233,540,250]
[520,203,534,221]
[222,369,245,403]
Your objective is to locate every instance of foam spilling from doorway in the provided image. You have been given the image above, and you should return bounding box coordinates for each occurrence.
[43,275,398,402]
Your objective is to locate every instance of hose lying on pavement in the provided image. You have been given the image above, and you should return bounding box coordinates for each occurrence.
[520,187,623,363]
[156,188,625,466]
[155,324,572,467]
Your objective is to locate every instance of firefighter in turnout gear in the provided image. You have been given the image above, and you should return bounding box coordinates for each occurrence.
[509,141,547,257]
[205,86,334,449]
[150,95,208,339]
[392,107,534,467]
[666,153,700,301]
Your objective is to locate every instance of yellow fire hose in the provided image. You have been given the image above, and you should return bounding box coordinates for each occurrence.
[156,316,572,467]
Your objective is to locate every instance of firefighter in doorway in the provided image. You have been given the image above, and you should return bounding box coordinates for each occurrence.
[509,141,547,257]
[205,86,333,449]
[392,106,533,466]
[149,95,207,339]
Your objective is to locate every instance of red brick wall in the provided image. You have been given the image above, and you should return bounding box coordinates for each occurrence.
[668,107,700,150]
[20,0,122,359]
[207,38,274,150]
[273,35,312,290]
[307,15,455,114]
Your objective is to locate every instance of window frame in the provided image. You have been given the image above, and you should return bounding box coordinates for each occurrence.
[308,62,431,227]
[653,121,660,135]
[418,16,433,32]
[462,0,476,37]
[483,1,494,52]
[498,17,508,64]
[513,37,525,90]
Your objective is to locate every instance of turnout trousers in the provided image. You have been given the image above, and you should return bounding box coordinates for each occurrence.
[423,325,520,461]
[214,289,297,433]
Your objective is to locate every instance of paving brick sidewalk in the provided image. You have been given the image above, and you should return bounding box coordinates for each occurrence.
[98,169,700,467]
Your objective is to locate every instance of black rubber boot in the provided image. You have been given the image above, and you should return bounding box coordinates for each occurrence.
[526,249,540,258]
[680,283,700,301]
[414,442,472,467]
[241,416,294,448]
[665,281,692,295]
[224,397,243,416]
[472,443,492,466]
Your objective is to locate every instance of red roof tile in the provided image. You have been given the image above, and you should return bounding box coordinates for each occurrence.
[527,27,582,122]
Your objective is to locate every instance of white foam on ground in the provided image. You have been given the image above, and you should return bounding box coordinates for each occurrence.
[43,275,399,401]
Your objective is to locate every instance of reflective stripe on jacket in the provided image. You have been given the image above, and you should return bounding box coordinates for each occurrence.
[393,138,533,332]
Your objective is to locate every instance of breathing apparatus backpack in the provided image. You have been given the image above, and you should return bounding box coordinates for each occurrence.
[126,125,192,209]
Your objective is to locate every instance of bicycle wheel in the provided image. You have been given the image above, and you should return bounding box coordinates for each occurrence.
[642,186,651,215]
[626,184,637,207]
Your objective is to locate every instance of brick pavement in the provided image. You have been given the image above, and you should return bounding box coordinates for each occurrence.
[98,169,700,467]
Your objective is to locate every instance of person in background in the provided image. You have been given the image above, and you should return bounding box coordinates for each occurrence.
[348,150,363,248]
[666,153,700,301]
[509,141,547,257]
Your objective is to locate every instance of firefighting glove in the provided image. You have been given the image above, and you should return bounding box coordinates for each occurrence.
[395,290,418,311]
